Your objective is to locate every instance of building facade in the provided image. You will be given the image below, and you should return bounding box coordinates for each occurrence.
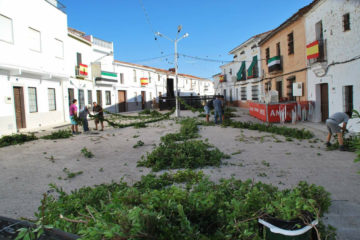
[0,0,68,135]
[305,0,360,130]
[259,4,314,103]
[214,31,270,108]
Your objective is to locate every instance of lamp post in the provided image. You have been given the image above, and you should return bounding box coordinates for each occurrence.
[156,26,189,117]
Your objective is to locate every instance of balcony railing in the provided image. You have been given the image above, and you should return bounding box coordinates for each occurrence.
[93,37,113,50]
[45,0,66,13]
[308,39,327,65]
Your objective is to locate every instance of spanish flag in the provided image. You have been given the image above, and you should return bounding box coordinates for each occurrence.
[140,77,149,86]
[306,40,319,60]
[79,64,88,76]
[219,75,225,82]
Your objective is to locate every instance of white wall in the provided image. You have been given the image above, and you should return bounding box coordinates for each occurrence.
[306,0,360,131]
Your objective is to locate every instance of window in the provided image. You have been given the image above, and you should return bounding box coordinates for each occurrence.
[0,14,13,43]
[235,88,238,101]
[120,73,124,84]
[105,91,111,105]
[265,48,270,60]
[28,87,38,112]
[87,90,92,105]
[240,50,245,55]
[148,72,151,83]
[251,44,257,49]
[251,85,259,101]
[315,21,323,40]
[276,42,281,56]
[54,39,64,58]
[276,80,283,100]
[48,88,56,111]
[76,52,82,65]
[286,76,296,101]
[78,89,85,109]
[158,74,160,82]
[29,27,41,52]
[133,70,137,82]
[343,13,350,31]
[287,32,294,55]
[229,68,232,75]
[344,85,353,113]
[241,87,246,100]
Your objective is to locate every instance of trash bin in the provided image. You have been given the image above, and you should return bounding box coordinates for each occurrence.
[258,217,318,240]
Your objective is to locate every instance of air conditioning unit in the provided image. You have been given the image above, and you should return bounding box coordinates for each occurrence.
[292,82,303,96]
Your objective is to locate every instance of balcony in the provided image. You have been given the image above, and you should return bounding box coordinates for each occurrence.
[75,64,88,79]
[307,39,327,65]
[93,37,113,50]
[45,0,66,13]
[267,55,282,73]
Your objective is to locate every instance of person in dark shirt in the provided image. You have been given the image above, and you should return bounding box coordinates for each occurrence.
[93,102,104,131]
[213,95,223,124]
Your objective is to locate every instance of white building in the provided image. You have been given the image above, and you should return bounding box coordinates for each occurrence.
[305,0,360,131]
[214,31,270,107]
[0,0,68,135]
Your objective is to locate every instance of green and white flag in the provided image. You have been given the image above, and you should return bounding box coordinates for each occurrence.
[267,56,281,72]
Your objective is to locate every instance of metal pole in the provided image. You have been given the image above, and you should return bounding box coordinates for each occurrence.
[174,39,180,117]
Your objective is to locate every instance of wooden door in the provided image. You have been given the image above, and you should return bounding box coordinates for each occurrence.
[96,90,102,106]
[320,83,329,122]
[118,90,126,112]
[13,87,26,129]
[141,91,146,109]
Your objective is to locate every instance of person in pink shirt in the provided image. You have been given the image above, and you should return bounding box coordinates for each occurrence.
[69,99,79,134]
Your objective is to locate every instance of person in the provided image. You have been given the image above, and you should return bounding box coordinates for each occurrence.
[325,111,351,151]
[213,95,223,124]
[93,102,104,131]
[69,99,79,134]
[79,105,90,132]
[204,98,213,123]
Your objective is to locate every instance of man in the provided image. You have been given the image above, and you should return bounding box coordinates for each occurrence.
[79,105,90,132]
[325,111,351,151]
[93,102,104,131]
[213,95,223,124]
[69,99,79,134]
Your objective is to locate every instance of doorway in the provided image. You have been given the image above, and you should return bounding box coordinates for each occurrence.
[96,90,102,106]
[68,88,74,107]
[141,91,146,109]
[118,90,126,112]
[166,78,174,97]
[344,85,353,114]
[13,87,26,129]
[320,83,329,122]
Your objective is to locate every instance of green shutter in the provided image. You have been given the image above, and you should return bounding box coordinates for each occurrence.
[237,61,246,81]
[247,55,258,78]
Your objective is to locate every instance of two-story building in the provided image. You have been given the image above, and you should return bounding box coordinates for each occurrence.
[214,31,271,108]
[259,2,316,103]
[0,0,68,135]
[305,0,360,129]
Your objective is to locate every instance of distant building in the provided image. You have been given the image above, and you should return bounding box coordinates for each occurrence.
[214,31,271,107]
[305,0,360,130]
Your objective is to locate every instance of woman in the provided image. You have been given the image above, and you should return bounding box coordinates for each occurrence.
[69,99,79,134]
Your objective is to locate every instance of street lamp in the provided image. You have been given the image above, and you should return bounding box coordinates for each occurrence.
[156,26,189,117]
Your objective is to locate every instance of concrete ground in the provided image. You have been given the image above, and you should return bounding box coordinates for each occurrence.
[0,108,359,240]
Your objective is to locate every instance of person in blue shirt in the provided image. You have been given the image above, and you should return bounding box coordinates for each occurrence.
[325,111,351,151]
[213,95,223,124]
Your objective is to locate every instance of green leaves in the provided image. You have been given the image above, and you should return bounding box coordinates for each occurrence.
[0,133,37,148]
[41,129,73,140]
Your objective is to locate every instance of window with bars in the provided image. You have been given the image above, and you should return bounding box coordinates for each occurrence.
[265,48,270,60]
[251,85,259,101]
[287,32,294,55]
[0,14,13,43]
[241,87,247,100]
[343,13,350,31]
[28,87,38,113]
[105,91,111,105]
[87,90,92,105]
[48,88,56,111]
[78,89,85,109]
[120,73,124,84]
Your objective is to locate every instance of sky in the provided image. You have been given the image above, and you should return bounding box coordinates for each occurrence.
[61,0,313,79]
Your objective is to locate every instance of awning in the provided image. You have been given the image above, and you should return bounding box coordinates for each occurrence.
[237,61,246,81]
[247,55,258,79]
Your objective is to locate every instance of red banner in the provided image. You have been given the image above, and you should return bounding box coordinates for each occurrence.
[249,102,267,122]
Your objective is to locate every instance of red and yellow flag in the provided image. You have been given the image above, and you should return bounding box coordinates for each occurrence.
[140,77,148,86]
[79,64,88,76]
[306,40,319,59]
[219,75,225,82]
